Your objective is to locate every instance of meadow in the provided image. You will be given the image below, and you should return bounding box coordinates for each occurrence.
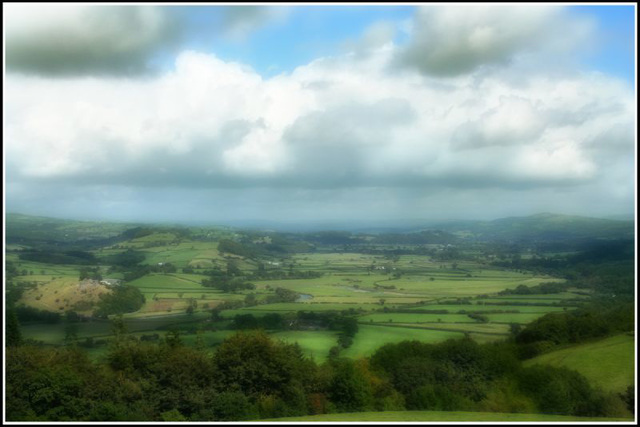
[523,333,635,394]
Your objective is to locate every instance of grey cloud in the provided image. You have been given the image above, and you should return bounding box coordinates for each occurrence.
[585,121,636,154]
[9,173,630,227]
[5,6,183,76]
[283,99,416,182]
[4,5,289,76]
[220,6,289,40]
[396,6,591,77]
[545,101,628,128]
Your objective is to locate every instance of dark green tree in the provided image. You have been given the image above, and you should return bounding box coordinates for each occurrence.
[6,306,22,347]
[328,358,374,413]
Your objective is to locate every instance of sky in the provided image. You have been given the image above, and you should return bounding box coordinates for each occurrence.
[3,3,637,228]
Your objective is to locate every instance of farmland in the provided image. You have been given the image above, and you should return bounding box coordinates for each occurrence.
[5,213,635,422]
[9,228,585,362]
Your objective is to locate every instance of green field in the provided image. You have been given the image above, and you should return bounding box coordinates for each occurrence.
[524,334,635,394]
[9,228,606,369]
[341,324,465,359]
[13,245,585,358]
[265,410,632,422]
[485,312,556,324]
[271,330,339,363]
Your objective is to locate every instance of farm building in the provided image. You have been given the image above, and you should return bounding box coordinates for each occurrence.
[100,278,122,287]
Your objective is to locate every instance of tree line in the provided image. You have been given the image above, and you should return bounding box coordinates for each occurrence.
[6,322,633,422]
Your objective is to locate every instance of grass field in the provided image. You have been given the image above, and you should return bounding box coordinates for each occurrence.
[341,324,465,358]
[264,410,632,422]
[524,333,636,394]
[485,312,557,324]
[271,330,338,363]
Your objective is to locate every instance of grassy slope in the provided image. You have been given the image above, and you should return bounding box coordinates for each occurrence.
[524,333,635,394]
[264,410,632,422]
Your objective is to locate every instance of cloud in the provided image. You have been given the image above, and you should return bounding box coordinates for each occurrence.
[5,5,181,76]
[396,5,594,76]
[4,6,635,223]
[5,45,634,195]
[452,96,546,149]
[341,21,397,57]
[220,6,291,41]
[4,5,290,76]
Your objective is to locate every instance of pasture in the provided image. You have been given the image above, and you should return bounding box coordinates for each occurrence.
[524,333,635,394]
[340,325,465,358]
[271,330,339,363]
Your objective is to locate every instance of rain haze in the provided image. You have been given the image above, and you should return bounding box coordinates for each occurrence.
[4,4,637,229]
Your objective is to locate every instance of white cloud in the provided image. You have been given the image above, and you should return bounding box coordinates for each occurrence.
[4,6,635,222]
[5,45,634,193]
[452,96,546,149]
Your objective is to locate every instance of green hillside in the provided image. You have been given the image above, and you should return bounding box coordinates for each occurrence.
[524,333,635,394]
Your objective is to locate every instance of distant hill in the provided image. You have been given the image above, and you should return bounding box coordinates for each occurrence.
[426,213,634,243]
[5,213,138,246]
[5,212,635,248]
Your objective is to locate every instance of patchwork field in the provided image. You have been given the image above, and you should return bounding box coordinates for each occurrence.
[11,231,593,364]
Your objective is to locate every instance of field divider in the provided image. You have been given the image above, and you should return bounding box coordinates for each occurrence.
[360,322,510,336]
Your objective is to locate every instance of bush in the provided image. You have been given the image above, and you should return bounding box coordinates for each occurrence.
[93,286,145,318]
[516,365,595,416]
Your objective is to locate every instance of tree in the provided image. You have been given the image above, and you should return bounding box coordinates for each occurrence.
[244,293,258,307]
[516,365,595,416]
[186,298,197,315]
[212,331,314,401]
[622,385,634,415]
[328,358,374,413]
[206,391,256,421]
[64,322,79,346]
[94,286,145,318]
[165,329,183,348]
[5,306,22,347]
